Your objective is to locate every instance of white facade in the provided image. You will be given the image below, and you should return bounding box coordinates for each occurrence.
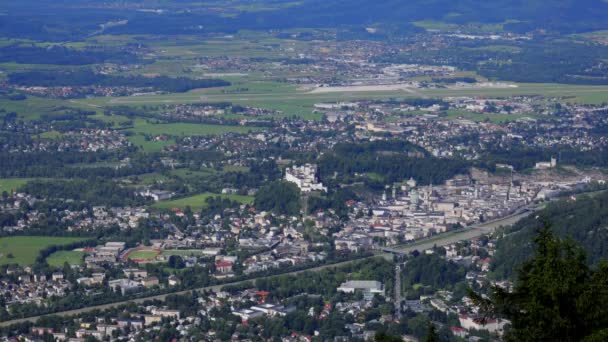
[337,280,385,297]
[459,315,509,335]
[285,164,327,192]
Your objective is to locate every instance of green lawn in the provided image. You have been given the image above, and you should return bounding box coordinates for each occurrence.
[127,134,176,152]
[0,236,86,266]
[445,109,538,123]
[46,250,85,267]
[74,82,608,122]
[153,192,254,211]
[128,250,159,260]
[35,130,64,139]
[0,96,102,121]
[128,120,262,136]
[0,178,36,192]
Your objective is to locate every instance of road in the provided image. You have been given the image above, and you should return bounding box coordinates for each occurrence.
[394,263,403,320]
[381,206,539,255]
[0,205,539,328]
[0,257,375,327]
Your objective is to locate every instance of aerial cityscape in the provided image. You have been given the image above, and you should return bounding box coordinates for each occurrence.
[1,1,608,341]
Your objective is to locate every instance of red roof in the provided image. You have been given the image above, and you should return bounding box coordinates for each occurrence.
[215,260,233,267]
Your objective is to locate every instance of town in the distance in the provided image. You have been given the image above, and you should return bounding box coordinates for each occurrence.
[2,1,608,341]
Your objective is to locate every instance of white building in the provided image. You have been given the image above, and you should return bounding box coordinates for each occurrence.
[459,314,509,335]
[284,164,327,192]
[139,189,174,201]
[535,157,557,170]
[337,280,385,298]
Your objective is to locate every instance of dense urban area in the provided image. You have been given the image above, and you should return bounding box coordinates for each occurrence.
[2,0,608,341]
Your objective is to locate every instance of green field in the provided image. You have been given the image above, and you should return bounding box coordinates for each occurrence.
[153,192,254,211]
[445,109,539,123]
[73,82,608,122]
[162,249,208,257]
[35,130,64,139]
[46,250,85,267]
[0,178,35,192]
[128,120,262,136]
[127,134,176,152]
[0,236,86,266]
[0,96,102,121]
[128,250,159,260]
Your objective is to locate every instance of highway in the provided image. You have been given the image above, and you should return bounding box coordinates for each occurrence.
[381,206,539,255]
[0,205,539,328]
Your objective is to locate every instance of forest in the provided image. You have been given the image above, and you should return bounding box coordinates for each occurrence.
[491,191,608,279]
[0,45,140,65]
[319,141,470,185]
[8,70,230,93]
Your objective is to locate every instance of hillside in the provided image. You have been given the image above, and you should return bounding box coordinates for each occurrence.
[4,0,608,41]
[491,191,608,279]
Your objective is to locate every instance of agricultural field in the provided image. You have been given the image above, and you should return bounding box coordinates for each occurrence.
[35,130,64,139]
[127,134,176,153]
[46,250,85,267]
[128,120,262,136]
[0,96,92,121]
[0,236,86,266]
[444,109,540,123]
[152,192,254,211]
[72,82,608,122]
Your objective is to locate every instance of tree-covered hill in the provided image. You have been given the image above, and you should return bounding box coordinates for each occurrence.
[491,191,608,279]
[4,0,608,41]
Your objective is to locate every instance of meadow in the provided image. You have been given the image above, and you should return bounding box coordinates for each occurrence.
[128,121,262,136]
[127,134,176,153]
[46,250,85,267]
[127,250,159,260]
[74,82,608,122]
[0,178,35,192]
[152,192,254,211]
[0,236,86,266]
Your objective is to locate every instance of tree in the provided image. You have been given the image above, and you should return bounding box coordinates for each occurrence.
[424,323,438,342]
[375,331,403,342]
[168,255,185,269]
[471,224,608,342]
[254,181,301,215]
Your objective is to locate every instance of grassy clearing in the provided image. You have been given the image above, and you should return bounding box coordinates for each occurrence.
[76,82,608,121]
[127,134,176,152]
[413,20,460,31]
[169,168,217,178]
[46,250,85,267]
[0,178,36,192]
[128,120,262,136]
[35,130,64,139]
[128,250,159,260]
[445,109,538,123]
[0,236,86,266]
[153,192,254,211]
[465,45,522,53]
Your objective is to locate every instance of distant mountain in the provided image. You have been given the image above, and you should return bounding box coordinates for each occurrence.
[3,0,608,41]
[257,0,608,33]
